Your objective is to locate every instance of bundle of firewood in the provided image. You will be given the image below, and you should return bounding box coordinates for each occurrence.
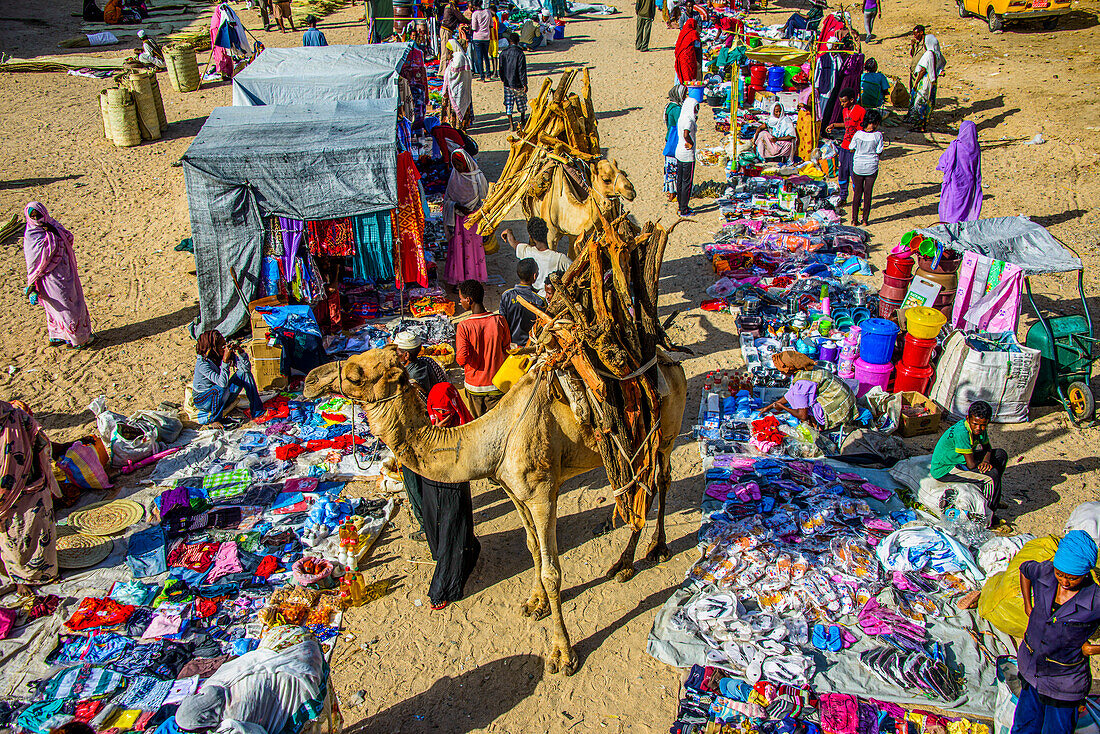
[466,68,601,238]
[519,214,675,531]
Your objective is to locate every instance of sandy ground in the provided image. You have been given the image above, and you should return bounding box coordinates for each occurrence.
[3,0,1100,730]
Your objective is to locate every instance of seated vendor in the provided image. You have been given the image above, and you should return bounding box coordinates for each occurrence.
[175,625,328,734]
[1013,530,1100,734]
[192,330,264,427]
[781,0,825,38]
[394,331,448,398]
[930,400,1008,520]
[762,351,856,431]
[754,102,797,163]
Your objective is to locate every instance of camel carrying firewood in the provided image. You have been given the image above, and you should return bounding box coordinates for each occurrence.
[305,218,687,676]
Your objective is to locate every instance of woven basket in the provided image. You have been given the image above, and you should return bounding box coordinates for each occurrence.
[165,43,200,92]
[147,72,168,129]
[106,88,141,148]
[124,72,161,140]
[98,89,112,140]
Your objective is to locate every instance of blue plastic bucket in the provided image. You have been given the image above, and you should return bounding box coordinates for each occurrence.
[858,318,899,365]
[686,84,705,103]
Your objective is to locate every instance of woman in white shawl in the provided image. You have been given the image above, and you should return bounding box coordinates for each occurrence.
[753,101,797,163]
[908,26,946,132]
[174,626,338,734]
[443,39,474,131]
[442,149,489,284]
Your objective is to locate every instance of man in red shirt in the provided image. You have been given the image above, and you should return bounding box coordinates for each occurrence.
[825,88,865,208]
[455,279,511,417]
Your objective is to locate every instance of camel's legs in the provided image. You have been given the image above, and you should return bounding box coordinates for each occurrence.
[502,486,549,619]
[645,449,673,564]
[606,527,641,583]
[527,496,577,675]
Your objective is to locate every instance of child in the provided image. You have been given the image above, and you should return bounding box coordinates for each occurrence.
[499,258,546,346]
[930,400,1009,522]
[849,109,884,225]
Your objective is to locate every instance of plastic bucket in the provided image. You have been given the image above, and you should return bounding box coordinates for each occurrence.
[905,306,946,340]
[914,266,958,291]
[879,282,908,302]
[854,357,893,397]
[917,251,961,274]
[819,341,839,363]
[859,318,899,365]
[877,297,902,319]
[885,253,914,279]
[749,63,766,88]
[882,273,911,289]
[766,65,785,91]
[893,362,934,394]
[687,83,705,103]
[901,334,936,369]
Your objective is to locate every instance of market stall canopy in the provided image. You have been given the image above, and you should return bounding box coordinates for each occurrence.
[917,216,1082,275]
[231,43,412,106]
[183,99,399,336]
[745,45,812,66]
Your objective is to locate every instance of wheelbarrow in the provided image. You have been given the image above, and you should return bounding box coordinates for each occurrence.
[1024,265,1099,424]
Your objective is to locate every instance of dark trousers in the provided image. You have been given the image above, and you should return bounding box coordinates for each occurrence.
[943,447,1009,510]
[422,477,481,604]
[213,364,264,421]
[471,39,490,79]
[676,159,694,214]
[838,147,854,201]
[851,171,878,223]
[401,466,425,532]
[467,391,502,418]
[636,15,653,50]
[1012,679,1080,734]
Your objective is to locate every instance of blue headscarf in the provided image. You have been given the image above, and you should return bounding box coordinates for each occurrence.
[1053,530,1098,576]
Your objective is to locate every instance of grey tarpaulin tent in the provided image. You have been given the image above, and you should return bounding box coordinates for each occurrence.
[231,43,412,107]
[182,99,398,336]
[916,216,1082,276]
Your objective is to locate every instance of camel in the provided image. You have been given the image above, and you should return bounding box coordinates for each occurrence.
[522,158,637,259]
[303,346,687,675]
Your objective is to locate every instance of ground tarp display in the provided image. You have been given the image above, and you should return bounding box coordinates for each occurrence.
[182,99,399,335]
[917,216,1082,275]
[231,43,412,106]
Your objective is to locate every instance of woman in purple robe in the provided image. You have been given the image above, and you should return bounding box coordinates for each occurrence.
[936,120,983,223]
[22,202,93,348]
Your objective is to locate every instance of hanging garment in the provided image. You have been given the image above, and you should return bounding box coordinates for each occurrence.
[278,217,304,280]
[395,150,429,288]
[443,213,486,284]
[797,108,815,161]
[822,53,864,128]
[305,219,355,258]
[351,211,396,281]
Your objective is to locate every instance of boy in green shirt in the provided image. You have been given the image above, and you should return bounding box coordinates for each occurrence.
[930,400,1009,521]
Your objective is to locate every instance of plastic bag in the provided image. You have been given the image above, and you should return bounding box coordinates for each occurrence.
[978,535,1061,637]
[109,421,157,468]
[890,79,910,108]
[88,395,125,443]
[131,410,183,444]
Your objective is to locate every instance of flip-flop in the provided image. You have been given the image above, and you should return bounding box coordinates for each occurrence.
[812,623,828,651]
[430,600,449,610]
[826,625,843,653]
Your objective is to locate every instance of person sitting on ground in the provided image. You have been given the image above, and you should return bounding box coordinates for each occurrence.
[454,279,511,417]
[498,31,528,132]
[753,101,797,163]
[393,330,448,397]
[175,625,329,734]
[0,400,59,601]
[192,330,264,427]
[500,258,546,346]
[1012,530,1100,734]
[302,15,327,45]
[500,217,572,296]
[518,17,544,49]
[930,400,1008,521]
[762,351,856,431]
[859,57,890,110]
[137,29,165,68]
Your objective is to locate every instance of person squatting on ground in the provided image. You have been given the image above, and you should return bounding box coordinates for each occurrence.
[192,330,264,427]
[930,399,1009,523]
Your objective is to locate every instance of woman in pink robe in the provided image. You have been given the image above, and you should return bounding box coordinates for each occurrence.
[23,203,93,348]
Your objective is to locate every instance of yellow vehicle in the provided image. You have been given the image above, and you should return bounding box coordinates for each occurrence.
[958,0,1071,31]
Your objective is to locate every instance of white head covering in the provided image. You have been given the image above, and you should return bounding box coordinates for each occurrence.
[920,34,946,81]
[443,150,489,227]
[767,103,795,138]
[443,40,472,121]
[393,331,422,351]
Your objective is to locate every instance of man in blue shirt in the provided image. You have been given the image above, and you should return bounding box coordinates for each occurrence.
[302,15,327,46]
[499,258,545,346]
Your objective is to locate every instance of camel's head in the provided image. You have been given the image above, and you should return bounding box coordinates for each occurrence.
[303,346,410,404]
[592,158,637,203]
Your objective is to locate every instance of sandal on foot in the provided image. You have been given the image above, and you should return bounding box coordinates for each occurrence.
[430,600,449,610]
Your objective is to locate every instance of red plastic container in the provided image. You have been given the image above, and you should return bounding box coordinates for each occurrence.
[749,64,767,89]
[878,297,902,319]
[893,362,934,393]
[879,282,908,301]
[901,334,936,369]
[883,273,912,289]
[885,254,915,279]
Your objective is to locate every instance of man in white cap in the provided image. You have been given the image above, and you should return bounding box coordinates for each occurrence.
[394,331,448,398]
